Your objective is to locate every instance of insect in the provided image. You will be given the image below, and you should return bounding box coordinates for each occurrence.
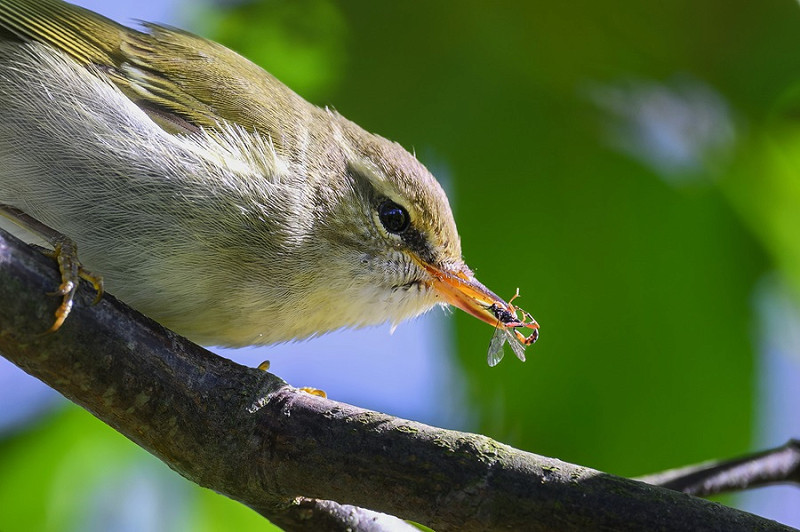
[486,290,539,367]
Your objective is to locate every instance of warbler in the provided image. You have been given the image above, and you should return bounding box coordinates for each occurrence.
[0,0,538,355]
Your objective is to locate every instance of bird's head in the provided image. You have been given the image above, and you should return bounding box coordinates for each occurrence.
[300,114,538,342]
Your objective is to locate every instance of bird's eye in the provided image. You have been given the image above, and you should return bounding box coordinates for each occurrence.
[378,200,410,234]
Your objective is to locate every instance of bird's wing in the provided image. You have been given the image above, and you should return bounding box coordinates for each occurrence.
[0,0,305,139]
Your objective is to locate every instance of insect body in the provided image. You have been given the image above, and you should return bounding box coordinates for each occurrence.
[486,290,539,367]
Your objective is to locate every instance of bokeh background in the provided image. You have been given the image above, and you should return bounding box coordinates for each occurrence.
[2,0,800,529]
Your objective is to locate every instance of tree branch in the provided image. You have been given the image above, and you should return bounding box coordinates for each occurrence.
[0,228,790,531]
[639,440,800,497]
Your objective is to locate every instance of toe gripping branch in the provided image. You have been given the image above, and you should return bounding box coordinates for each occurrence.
[0,204,103,331]
[44,238,104,332]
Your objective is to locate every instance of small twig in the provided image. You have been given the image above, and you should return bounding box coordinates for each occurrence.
[639,440,800,497]
[274,498,420,532]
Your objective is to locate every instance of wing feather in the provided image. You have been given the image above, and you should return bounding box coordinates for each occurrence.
[0,0,312,144]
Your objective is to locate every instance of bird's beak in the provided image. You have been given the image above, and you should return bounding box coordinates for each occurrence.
[418,259,539,332]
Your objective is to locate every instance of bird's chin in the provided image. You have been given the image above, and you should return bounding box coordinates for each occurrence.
[382,278,441,322]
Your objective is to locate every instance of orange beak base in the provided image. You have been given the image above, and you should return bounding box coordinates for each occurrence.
[420,261,539,344]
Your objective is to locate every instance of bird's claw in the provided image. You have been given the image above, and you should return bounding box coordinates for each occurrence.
[42,238,103,332]
[298,387,327,398]
[0,205,104,332]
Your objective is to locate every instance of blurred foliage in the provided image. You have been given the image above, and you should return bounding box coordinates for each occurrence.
[5,0,800,530]
[725,125,800,302]
[190,0,346,101]
[0,404,270,531]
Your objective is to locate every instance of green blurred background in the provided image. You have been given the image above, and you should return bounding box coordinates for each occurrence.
[3,0,800,529]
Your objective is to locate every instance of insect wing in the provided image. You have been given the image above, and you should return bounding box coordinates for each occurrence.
[487,326,507,367]
[506,329,527,362]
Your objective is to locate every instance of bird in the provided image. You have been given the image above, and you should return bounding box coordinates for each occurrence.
[0,0,537,356]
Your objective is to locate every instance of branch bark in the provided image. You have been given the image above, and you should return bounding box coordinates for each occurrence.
[0,228,791,531]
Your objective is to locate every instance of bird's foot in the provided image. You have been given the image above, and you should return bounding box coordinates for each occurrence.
[256,361,327,397]
[298,387,327,398]
[0,204,103,332]
[42,238,104,332]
